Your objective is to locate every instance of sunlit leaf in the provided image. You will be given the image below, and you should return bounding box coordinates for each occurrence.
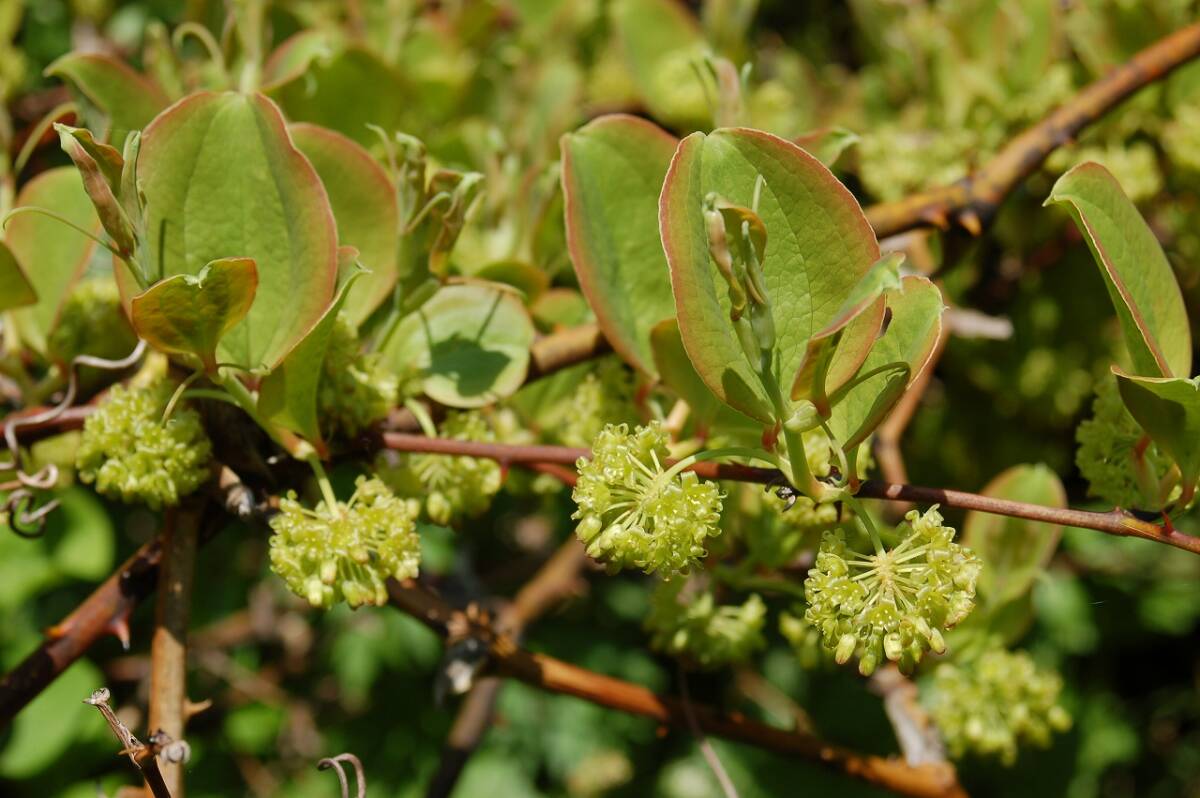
[46,52,170,144]
[1114,370,1200,494]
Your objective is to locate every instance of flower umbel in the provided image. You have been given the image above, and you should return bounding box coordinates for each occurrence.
[269,476,420,609]
[572,422,723,576]
[1076,376,1174,510]
[76,381,212,510]
[646,578,766,668]
[804,506,980,675]
[377,410,503,525]
[318,316,399,439]
[925,647,1071,765]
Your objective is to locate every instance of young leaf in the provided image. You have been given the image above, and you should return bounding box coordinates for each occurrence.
[5,168,101,353]
[1046,162,1192,378]
[659,127,881,423]
[130,258,258,373]
[962,464,1065,606]
[382,282,536,408]
[650,318,722,427]
[258,250,366,452]
[291,123,399,326]
[827,276,944,452]
[55,124,136,256]
[138,91,338,370]
[1113,370,1200,496]
[0,242,36,311]
[45,53,170,144]
[561,114,678,377]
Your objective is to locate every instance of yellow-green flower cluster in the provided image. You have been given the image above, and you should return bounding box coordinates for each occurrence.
[778,610,833,670]
[318,316,399,439]
[1076,377,1174,510]
[76,381,212,509]
[558,358,638,448]
[377,411,503,525]
[46,278,137,365]
[646,579,766,668]
[804,506,980,675]
[572,422,722,576]
[925,647,1071,765]
[268,476,420,609]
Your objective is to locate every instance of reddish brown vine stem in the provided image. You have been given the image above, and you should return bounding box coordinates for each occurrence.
[380,433,1200,556]
[388,578,966,798]
[863,21,1200,239]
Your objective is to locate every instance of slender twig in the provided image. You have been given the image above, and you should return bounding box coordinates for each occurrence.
[147,504,203,797]
[678,663,740,798]
[863,22,1200,238]
[389,579,966,798]
[84,688,172,798]
[380,433,1200,556]
[317,754,366,798]
[870,666,946,767]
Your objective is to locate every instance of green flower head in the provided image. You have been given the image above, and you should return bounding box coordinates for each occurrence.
[46,278,137,366]
[572,422,723,577]
[377,410,502,526]
[558,358,638,448]
[646,578,766,668]
[269,476,420,609]
[318,316,399,439]
[804,506,980,675]
[76,381,212,510]
[1076,375,1174,510]
[925,647,1071,765]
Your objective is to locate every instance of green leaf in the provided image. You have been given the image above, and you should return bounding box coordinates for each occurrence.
[5,167,101,353]
[659,127,881,423]
[561,114,678,377]
[130,258,258,373]
[1046,162,1192,378]
[0,241,35,310]
[45,485,115,581]
[138,91,338,370]
[1114,370,1200,493]
[793,127,859,168]
[382,282,535,408]
[259,252,366,451]
[828,276,944,452]
[962,464,1065,606]
[612,0,709,129]
[46,53,170,144]
[291,123,399,326]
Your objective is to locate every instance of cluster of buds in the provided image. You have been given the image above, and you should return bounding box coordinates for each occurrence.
[704,190,774,370]
[75,381,212,509]
[559,358,639,448]
[377,411,502,526]
[46,278,137,366]
[318,316,399,439]
[804,506,980,675]
[572,422,723,577]
[268,476,420,609]
[646,578,766,668]
[925,647,1072,764]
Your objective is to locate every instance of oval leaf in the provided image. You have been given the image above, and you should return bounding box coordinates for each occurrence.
[5,168,101,353]
[383,282,535,408]
[46,53,170,144]
[131,258,258,372]
[1046,162,1192,378]
[138,91,338,370]
[290,123,398,326]
[561,114,678,377]
[660,127,881,423]
[962,464,1065,606]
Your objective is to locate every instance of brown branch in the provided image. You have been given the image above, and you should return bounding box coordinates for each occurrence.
[389,579,965,798]
[84,688,172,798]
[380,433,1200,556]
[863,21,1200,239]
[0,470,254,728]
[147,504,203,797]
[426,539,589,798]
